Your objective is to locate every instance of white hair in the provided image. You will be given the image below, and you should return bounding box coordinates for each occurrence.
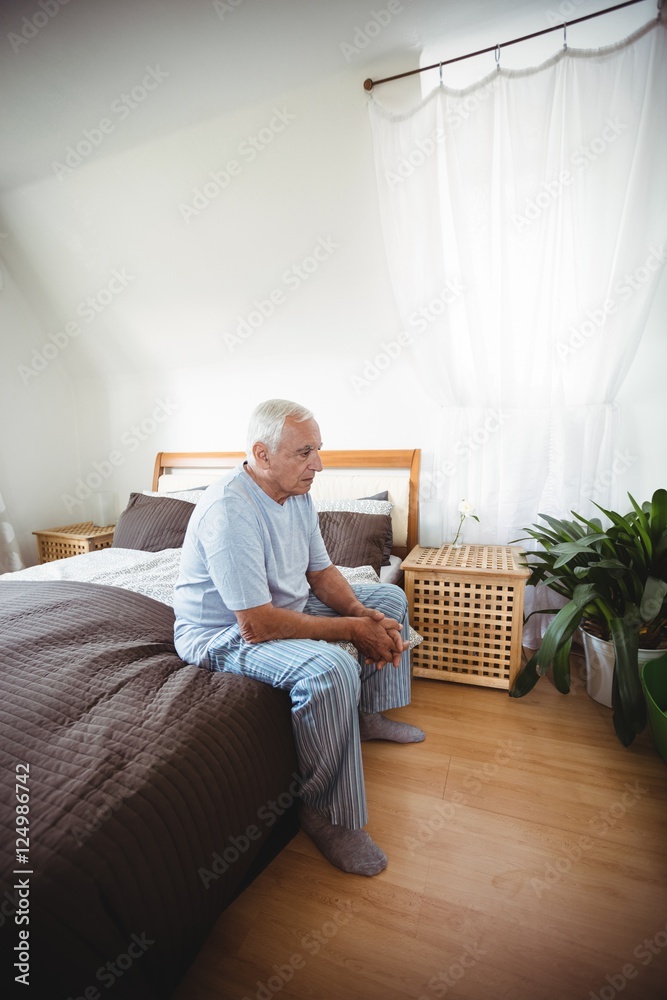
[246,399,313,465]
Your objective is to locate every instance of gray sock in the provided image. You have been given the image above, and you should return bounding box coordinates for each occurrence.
[359,712,426,743]
[299,806,387,876]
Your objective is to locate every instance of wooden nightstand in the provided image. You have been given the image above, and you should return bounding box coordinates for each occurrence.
[33,522,115,564]
[401,543,530,690]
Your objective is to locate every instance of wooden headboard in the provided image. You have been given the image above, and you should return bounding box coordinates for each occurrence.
[152,449,421,558]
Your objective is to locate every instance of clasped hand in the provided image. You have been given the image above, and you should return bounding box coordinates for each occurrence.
[351,609,407,669]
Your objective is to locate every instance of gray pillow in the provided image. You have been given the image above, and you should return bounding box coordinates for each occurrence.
[113,493,195,551]
[318,510,392,576]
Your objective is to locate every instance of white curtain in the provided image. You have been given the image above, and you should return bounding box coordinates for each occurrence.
[369,19,667,644]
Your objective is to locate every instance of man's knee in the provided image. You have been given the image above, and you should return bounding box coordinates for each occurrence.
[364,582,407,621]
[297,646,361,700]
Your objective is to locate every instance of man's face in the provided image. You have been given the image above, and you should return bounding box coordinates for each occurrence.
[260,416,323,503]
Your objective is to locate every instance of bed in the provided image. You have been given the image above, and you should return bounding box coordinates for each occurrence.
[0,449,420,998]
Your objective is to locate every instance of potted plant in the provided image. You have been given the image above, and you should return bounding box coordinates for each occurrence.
[511,489,667,747]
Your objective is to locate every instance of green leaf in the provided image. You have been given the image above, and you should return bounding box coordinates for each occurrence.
[536,584,597,670]
[550,545,585,569]
[510,651,542,698]
[551,639,572,694]
[539,514,586,541]
[626,494,652,557]
[573,514,604,532]
[610,617,646,747]
[650,488,667,539]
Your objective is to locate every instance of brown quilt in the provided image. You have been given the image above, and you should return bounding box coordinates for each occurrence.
[0,581,298,997]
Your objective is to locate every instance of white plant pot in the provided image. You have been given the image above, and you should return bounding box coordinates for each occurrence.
[582,629,666,708]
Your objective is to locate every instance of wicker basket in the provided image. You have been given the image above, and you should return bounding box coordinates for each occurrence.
[402,544,530,689]
[33,522,115,564]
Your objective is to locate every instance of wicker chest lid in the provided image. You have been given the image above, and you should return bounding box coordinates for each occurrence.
[401,543,530,577]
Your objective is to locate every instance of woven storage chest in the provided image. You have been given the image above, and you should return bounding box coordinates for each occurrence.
[33,522,115,564]
[402,544,529,689]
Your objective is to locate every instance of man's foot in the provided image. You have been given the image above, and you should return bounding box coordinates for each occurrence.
[299,806,387,876]
[359,712,426,744]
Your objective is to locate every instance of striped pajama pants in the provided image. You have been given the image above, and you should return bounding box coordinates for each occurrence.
[206,582,412,829]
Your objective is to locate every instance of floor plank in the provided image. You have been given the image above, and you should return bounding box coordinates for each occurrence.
[173,665,667,1000]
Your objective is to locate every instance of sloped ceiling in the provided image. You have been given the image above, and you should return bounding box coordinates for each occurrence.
[0,0,562,193]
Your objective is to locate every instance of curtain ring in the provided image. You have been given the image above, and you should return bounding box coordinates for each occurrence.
[658,0,665,20]
[563,22,567,50]
[439,62,443,85]
[495,44,501,70]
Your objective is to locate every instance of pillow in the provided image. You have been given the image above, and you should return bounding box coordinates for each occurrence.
[113,493,196,552]
[365,492,393,564]
[313,495,394,566]
[142,487,207,504]
[318,510,392,576]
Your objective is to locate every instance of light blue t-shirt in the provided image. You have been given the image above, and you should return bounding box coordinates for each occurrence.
[173,464,332,666]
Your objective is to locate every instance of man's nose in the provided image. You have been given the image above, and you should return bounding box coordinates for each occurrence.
[310,452,324,472]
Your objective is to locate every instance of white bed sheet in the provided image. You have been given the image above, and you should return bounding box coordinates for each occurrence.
[2,549,420,655]
[1,547,183,604]
[2,550,407,595]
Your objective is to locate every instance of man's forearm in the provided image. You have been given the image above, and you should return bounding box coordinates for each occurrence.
[235,566,406,666]
[305,564,367,617]
[236,602,359,645]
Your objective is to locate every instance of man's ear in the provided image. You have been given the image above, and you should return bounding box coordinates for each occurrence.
[252,441,270,467]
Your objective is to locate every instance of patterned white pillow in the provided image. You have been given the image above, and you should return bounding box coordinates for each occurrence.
[142,489,207,505]
[313,497,393,516]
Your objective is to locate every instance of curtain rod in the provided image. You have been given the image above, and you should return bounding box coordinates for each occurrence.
[363,0,655,91]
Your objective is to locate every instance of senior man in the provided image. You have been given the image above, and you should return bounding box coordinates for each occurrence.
[174,399,424,876]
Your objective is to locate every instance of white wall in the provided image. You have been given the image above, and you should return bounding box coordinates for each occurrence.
[0,0,664,565]
[0,262,81,560]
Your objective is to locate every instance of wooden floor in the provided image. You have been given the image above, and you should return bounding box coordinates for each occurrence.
[174,651,667,1000]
